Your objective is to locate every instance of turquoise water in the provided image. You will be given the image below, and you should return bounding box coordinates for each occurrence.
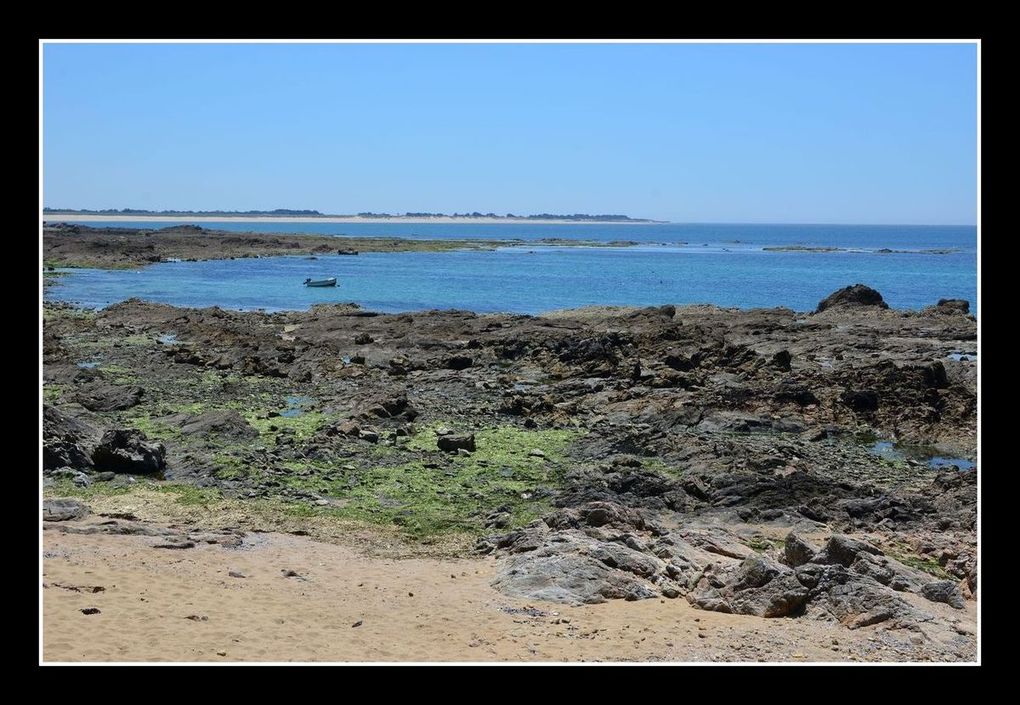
[56,220,974,249]
[46,223,976,315]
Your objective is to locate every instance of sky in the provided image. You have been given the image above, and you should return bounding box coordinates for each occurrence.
[42,42,978,224]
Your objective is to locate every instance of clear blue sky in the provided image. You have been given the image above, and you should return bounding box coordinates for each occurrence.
[42,42,977,224]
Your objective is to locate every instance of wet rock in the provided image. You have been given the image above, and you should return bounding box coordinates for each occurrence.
[91,429,166,475]
[43,498,90,522]
[814,284,889,313]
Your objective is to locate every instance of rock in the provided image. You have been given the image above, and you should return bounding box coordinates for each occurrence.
[687,555,805,618]
[354,333,374,344]
[178,410,258,439]
[445,355,473,370]
[228,571,246,579]
[770,350,792,371]
[817,535,884,567]
[840,389,879,412]
[814,284,889,313]
[783,532,819,568]
[331,420,361,437]
[358,429,380,443]
[492,538,656,605]
[485,511,511,529]
[43,406,98,471]
[91,429,166,475]
[921,580,966,609]
[922,361,949,389]
[936,298,970,314]
[589,541,663,578]
[74,383,144,412]
[528,449,546,458]
[80,608,101,615]
[43,498,89,522]
[437,433,475,453]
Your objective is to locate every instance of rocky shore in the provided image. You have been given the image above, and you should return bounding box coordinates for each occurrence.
[42,283,977,661]
[43,223,638,270]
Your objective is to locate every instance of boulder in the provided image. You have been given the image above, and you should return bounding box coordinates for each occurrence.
[935,299,970,314]
[491,533,659,604]
[921,580,966,609]
[91,429,166,475]
[783,532,819,568]
[43,498,90,522]
[770,350,792,371]
[43,406,99,471]
[178,410,258,439]
[687,555,809,618]
[814,284,889,313]
[74,383,144,412]
[437,433,475,453]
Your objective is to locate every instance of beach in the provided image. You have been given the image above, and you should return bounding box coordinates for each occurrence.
[45,215,660,225]
[44,526,973,663]
[43,286,977,662]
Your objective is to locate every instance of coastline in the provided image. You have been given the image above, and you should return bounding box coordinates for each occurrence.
[45,214,664,225]
[42,294,977,662]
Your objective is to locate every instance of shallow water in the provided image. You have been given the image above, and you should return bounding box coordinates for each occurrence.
[280,395,313,418]
[48,241,976,316]
[869,441,975,471]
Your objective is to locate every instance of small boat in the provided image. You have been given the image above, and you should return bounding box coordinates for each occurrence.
[304,277,337,287]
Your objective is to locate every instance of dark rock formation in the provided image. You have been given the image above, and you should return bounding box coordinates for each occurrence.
[91,429,166,475]
[815,285,889,313]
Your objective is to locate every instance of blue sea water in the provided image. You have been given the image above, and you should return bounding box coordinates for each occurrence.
[45,223,976,315]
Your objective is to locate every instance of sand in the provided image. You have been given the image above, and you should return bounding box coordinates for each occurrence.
[44,215,659,225]
[42,528,971,663]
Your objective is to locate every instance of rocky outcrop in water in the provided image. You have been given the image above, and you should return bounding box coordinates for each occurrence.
[814,284,889,313]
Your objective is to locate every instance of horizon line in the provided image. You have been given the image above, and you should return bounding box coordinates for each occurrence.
[41,210,977,228]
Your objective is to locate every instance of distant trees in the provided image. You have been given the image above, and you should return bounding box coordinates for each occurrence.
[42,207,647,222]
[43,207,324,216]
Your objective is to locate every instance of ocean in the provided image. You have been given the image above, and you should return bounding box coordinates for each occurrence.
[45,222,977,315]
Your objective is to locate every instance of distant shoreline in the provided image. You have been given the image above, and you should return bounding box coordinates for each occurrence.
[44,214,665,225]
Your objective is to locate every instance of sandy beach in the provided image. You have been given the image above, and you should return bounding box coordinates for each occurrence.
[43,525,974,663]
[44,215,661,225]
